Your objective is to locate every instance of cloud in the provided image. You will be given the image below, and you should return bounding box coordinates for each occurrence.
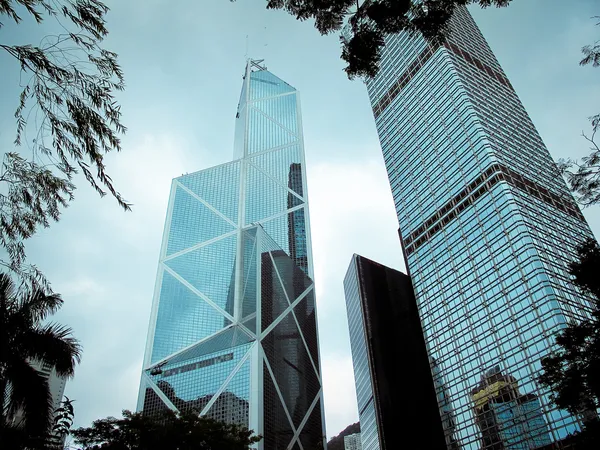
[306,158,405,438]
[308,158,405,316]
[321,355,359,438]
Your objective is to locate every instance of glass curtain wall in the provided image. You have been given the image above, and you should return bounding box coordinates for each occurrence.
[366,6,596,449]
[138,60,325,450]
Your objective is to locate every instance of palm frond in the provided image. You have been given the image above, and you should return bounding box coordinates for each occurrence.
[0,273,17,311]
[17,287,63,323]
[22,323,81,377]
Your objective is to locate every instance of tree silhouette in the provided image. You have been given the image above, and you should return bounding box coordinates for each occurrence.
[0,273,81,448]
[1,0,127,289]
[72,409,262,450]
[560,16,600,207]
[249,0,512,78]
[539,239,600,447]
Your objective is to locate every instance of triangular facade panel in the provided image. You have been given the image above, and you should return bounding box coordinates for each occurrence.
[298,399,324,450]
[241,315,257,335]
[164,326,253,366]
[259,213,291,255]
[252,94,299,134]
[148,342,253,414]
[177,162,240,223]
[260,251,292,331]
[263,362,295,450]
[164,234,237,315]
[293,291,320,376]
[245,164,294,224]
[204,357,251,426]
[272,252,312,305]
[247,108,299,154]
[262,308,320,429]
[249,145,304,198]
[166,186,235,256]
[241,228,258,320]
[150,270,232,364]
[141,378,173,416]
[249,70,296,100]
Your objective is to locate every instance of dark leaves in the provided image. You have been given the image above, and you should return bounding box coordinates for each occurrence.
[0,272,80,438]
[569,239,600,301]
[5,359,53,437]
[365,0,412,34]
[539,240,600,423]
[52,397,75,440]
[1,0,128,289]
[581,43,600,67]
[560,119,600,207]
[580,17,600,68]
[72,409,262,450]
[0,153,74,290]
[561,17,600,207]
[341,23,385,79]
[258,0,512,78]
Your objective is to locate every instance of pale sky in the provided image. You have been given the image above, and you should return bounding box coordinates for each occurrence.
[0,0,599,440]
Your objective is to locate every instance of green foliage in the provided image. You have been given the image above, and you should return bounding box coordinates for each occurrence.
[0,273,81,447]
[0,0,128,289]
[539,239,600,442]
[255,0,512,78]
[51,396,75,444]
[560,17,600,207]
[0,153,74,292]
[559,121,600,208]
[71,409,262,450]
[580,16,600,68]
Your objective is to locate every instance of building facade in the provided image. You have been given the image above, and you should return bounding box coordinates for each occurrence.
[9,360,67,446]
[364,5,596,449]
[343,254,447,450]
[344,433,363,450]
[138,60,325,450]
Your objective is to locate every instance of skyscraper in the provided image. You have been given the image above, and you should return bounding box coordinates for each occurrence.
[138,60,325,450]
[364,6,596,449]
[343,254,447,450]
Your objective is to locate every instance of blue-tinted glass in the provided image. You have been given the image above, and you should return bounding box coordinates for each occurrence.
[178,161,240,223]
[249,70,296,100]
[150,271,232,364]
[360,6,596,450]
[253,94,299,134]
[204,358,251,426]
[166,185,235,256]
[140,62,324,449]
[164,234,237,315]
[245,164,292,223]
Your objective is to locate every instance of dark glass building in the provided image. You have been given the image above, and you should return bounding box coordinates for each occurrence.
[343,254,447,450]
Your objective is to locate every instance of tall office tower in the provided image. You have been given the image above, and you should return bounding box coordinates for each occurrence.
[343,254,447,450]
[138,60,325,450]
[364,5,596,449]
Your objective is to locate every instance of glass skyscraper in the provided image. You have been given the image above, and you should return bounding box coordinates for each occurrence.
[138,60,325,450]
[343,254,447,450]
[364,6,596,449]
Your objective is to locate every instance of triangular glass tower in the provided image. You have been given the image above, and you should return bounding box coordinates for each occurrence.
[138,60,326,450]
